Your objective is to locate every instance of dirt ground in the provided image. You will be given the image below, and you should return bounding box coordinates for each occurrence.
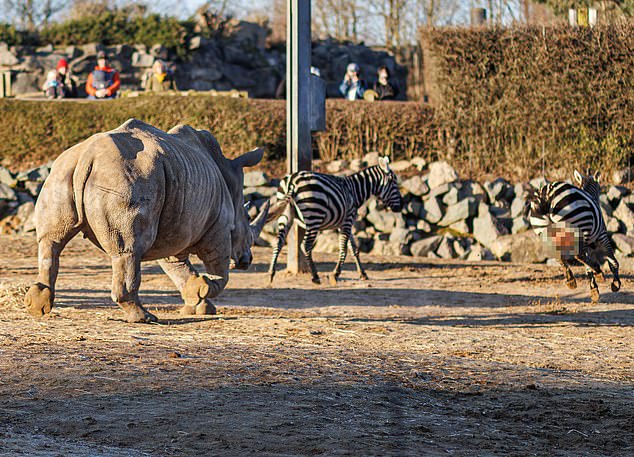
[0,234,632,456]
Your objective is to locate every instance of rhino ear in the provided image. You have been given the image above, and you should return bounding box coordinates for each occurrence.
[234,147,264,168]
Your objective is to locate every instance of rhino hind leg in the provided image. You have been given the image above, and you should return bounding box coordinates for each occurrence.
[25,282,53,317]
[25,237,76,317]
[111,253,157,323]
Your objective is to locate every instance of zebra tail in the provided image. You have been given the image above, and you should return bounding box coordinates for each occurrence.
[526,185,551,219]
[265,179,300,223]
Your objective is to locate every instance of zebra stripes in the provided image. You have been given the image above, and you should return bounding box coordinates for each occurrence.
[268,157,403,284]
[528,170,621,301]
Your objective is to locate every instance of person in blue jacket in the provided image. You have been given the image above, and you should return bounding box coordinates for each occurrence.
[339,63,366,100]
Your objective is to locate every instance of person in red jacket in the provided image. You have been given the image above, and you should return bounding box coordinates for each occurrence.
[86,50,120,99]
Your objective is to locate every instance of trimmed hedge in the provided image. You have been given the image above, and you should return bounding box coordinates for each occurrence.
[0,97,435,172]
[421,24,634,180]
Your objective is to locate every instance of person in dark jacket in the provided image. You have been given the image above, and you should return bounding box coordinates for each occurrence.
[56,59,78,98]
[86,51,120,99]
[373,65,399,100]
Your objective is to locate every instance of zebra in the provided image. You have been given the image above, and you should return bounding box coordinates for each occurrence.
[527,170,621,302]
[268,156,403,284]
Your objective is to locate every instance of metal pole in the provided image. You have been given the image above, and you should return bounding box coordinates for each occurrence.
[286,0,312,274]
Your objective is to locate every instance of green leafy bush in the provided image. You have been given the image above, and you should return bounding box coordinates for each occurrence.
[38,11,192,57]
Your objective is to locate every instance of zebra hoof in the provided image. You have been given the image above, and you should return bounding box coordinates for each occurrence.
[311,277,321,285]
[565,278,577,289]
[590,288,600,303]
[360,273,369,281]
[611,280,621,292]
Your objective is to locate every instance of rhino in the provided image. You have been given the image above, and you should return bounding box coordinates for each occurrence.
[24,119,269,323]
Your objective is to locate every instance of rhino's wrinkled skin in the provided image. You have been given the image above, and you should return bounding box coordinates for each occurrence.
[24,119,269,323]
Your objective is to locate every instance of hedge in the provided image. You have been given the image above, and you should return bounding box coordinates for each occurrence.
[421,24,634,180]
[0,97,435,171]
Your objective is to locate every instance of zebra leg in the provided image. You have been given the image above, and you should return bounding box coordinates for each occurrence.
[302,228,321,284]
[331,226,352,282]
[559,258,577,289]
[575,251,602,303]
[604,248,621,292]
[349,233,368,280]
[268,205,294,283]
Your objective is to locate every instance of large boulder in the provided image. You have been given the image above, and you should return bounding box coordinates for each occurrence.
[410,235,442,257]
[420,197,444,224]
[427,161,458,189]
[437,197,476,227]
[472,203,508,248]
[313,230,340,253]
[371,238,405,256]
[400,176,429,197]
[490,231,547,263]
[0,49,19,66]
[243,171,269,187]
[613,200,634,234]
[12,72,40,94]
[612,234,634,256]
[223,19,268,50]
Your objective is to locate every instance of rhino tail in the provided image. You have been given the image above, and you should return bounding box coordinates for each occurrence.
[71,157,93,230]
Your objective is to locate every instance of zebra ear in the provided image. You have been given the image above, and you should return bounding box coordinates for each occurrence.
[593,171,601,182]
[378,156,391,173]
[573,170,583,185]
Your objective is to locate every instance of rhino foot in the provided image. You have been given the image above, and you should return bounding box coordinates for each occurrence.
[196,300,217,315]
[25,283,53,317]
[179,299,217,316]
[120,302,157,323]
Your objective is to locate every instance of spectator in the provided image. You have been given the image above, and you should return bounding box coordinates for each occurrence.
[339,63,366,100]
[86,51,120,99]
[373,65,399,100]
[143,59,178,92]
[56,59,78,98]
[42,70,62,99]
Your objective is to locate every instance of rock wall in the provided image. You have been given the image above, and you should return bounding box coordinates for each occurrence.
[4,157,634,268]
[0,21,407,99]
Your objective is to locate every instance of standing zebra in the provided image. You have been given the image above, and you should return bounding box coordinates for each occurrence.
[268,157,403,284]
[527,170,621,302]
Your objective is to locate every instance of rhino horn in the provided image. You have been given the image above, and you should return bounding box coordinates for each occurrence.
[249,200,270,242]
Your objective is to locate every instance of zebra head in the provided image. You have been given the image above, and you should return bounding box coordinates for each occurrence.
[375,156,403,212]
[573,170,601,201]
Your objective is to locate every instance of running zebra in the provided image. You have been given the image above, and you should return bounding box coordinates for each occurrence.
[268,157,403,284]
[527,170,621,302]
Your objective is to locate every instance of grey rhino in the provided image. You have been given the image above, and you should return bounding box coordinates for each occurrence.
[24,118,269,323]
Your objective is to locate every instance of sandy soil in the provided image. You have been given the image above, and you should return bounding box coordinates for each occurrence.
[0,234,632,456]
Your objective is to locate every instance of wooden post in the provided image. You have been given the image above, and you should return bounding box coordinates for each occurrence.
[286,0,312,274]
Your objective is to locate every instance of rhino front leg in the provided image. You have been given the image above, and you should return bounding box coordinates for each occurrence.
[158,255,217,316]
[111,253,157,323]
[196,242,230,311]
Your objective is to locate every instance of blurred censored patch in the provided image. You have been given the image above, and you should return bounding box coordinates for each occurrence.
[541,223,582,258]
